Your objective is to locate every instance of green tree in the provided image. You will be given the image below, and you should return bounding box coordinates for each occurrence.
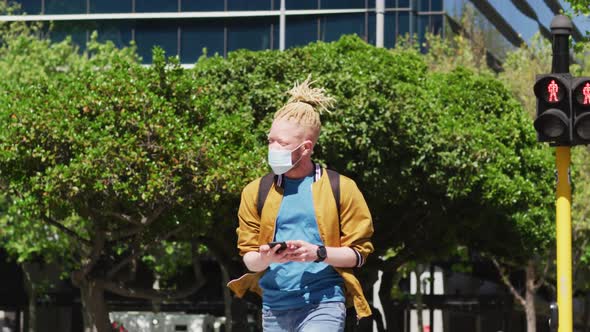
[0,25,264,329]
[403,26,557,331]
[566,0,590,16]
[493,33,554,332]
[190,35,555,329]
[499,30,590,330]
[0,18,556,331]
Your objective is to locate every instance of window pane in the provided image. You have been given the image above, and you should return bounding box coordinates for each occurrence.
[419,0,429,11]
[285,0,317,10]
[397,0,410,8]
[384,13,396,48]
[431,14,443,35]
[431,0,442,11]
[135,0,178,12]
[180,20,224,63]
[272,21,279,49]
[227,18,273,52]
[16,0,42,14]
[321,14,364,43]
[419,14,438,35]
[286,15,318,48]
[417,15,428,50]
[367,12,376,45]
[227,0,271,11]
[88,21,133,48]
[89,0,132,13]
[45,0,86,14]
[135,21,178,63]
[181,0,224,11]
[50,22,88,49]
[320,0,365,9]
[398,11,410,36]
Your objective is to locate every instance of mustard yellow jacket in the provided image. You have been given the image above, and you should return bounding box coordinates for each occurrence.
[227,165,375,318]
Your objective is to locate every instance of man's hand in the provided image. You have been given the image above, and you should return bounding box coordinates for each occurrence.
[285,240,360,267]
[285,240,319,262]
[245,240,359,270]
[243,243,292,272]
[259,243,291,264]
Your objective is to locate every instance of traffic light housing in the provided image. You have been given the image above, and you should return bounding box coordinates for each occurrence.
[533,74,572,145]
[571,77,590,145]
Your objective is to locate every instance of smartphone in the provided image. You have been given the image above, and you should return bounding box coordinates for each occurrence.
[268,241,287,253]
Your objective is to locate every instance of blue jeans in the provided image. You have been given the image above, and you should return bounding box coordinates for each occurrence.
[262,302,346,332]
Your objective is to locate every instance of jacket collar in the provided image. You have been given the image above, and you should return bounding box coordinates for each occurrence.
[275,162,322,188]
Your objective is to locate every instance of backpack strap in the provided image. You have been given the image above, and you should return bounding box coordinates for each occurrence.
[256,168,341,218]
[257,173,276,217]
[326,169,341,218]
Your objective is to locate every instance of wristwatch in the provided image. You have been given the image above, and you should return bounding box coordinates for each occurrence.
[314,245,327,262]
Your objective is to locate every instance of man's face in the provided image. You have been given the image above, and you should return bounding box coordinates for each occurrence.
[267,119,310,163]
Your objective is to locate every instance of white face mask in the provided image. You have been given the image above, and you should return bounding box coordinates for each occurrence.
[268,143,304,175]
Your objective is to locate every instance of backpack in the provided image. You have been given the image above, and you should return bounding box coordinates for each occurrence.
[256,169,341,218]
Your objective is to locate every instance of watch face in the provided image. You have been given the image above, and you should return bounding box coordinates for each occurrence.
[317,246,327,261]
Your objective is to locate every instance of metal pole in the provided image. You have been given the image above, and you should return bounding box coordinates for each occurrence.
[555,146,572,332]
[550,14,573,332]
[279,0,286,51]
[376,0,384,47]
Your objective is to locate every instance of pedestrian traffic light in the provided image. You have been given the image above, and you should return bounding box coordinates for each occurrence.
[571,77,590,145]
[533,74,572,145]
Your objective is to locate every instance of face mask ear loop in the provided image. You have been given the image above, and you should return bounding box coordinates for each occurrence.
[291,142,307,167]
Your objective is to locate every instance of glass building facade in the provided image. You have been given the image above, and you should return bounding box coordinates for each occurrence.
[445,0,590,62]
[5,0,445,63]
[2,0,590,64]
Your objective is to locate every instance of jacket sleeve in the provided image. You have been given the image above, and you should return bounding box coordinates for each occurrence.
[236,179,262,256]
[339,177,374,267]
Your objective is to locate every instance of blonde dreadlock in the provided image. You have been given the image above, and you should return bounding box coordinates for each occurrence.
[273,75,335,141]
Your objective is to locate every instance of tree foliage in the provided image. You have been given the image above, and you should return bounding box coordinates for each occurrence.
[566,0,590,16]
[0,26,256,329]
[189,35,555,262]
[0,16,557,328]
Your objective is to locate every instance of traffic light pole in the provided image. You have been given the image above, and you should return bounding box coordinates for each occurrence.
[556,146,572,332]
[551,15,573,332]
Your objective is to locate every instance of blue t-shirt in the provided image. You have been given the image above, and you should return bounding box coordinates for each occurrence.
[259,174,345,310]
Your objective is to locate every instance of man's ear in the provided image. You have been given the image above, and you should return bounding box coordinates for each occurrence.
[304,140,314,155]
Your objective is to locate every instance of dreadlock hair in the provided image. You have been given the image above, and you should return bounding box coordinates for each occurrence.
[273,75,335,142]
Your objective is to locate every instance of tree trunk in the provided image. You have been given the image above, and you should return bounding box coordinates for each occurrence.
[525,261,537,332]
[416,291,424,332]
[22,263,36,332]
[220,264,233,332]
[219,261,249,332]
[80,280,111,332]
[493,258,541,332]
[583,292,590,332]
[416,265,425,332]
[26,288,36,332]
[378,269,396,331]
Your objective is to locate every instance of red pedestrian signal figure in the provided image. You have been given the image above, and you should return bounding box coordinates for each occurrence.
[548,79,559,102]
[533,74,571,143]
[572,78,590,144]
[583,82,590,105]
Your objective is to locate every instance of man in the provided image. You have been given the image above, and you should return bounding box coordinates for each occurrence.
[228,77,374,332]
